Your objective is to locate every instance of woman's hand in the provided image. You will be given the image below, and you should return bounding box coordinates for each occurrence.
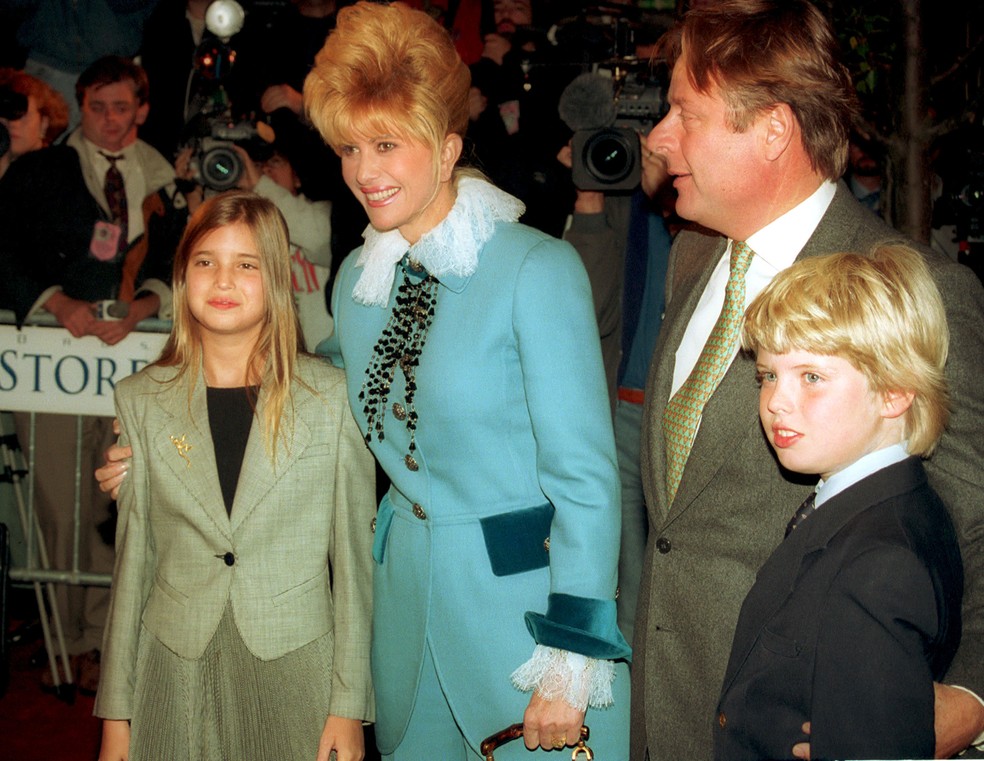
[98,719,130,761]
[522,691,585,751]
[316,715,365,761]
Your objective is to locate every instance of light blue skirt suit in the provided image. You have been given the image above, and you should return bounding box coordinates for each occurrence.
[326,186,631,759]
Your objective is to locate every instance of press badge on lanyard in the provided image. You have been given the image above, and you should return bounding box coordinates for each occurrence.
[90,220,122,261]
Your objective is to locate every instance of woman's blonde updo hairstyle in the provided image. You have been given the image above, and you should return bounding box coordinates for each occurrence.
[304,1,471,159]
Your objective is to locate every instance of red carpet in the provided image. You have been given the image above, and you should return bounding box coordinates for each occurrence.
[2,591,101,761]
[1,588,381,761]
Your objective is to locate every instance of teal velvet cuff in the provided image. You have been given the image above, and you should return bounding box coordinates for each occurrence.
[525,593,632,661]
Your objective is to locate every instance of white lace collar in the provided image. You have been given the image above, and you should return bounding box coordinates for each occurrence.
[351,176,525,307]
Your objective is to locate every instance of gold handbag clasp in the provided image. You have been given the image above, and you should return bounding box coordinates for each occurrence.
[572,736,594,759]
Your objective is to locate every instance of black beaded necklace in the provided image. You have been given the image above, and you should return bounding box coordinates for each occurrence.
[359,258,439,472]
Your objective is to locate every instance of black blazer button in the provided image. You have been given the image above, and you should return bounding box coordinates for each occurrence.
[718,712,727,728]
[223,552,235,566]
[656,537,671,554]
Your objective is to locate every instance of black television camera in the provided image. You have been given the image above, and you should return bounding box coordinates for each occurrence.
[179,0,275,191]
[185,113,273,191]
[0,87,28,158]
[560,66,666,191]
[554,4,670,191]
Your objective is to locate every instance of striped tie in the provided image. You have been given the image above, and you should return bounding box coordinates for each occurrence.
[662,241,755,503]
[100,152,128,255]
[785,490,818,537]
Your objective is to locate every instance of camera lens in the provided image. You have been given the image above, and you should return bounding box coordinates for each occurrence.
[584,129,635,184]
[201,145,242,190]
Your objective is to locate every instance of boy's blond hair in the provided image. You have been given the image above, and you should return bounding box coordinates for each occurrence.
[741,244,950,457]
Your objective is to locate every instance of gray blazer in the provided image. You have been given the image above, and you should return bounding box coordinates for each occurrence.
[631,184,984,760]
[95,355,376,722]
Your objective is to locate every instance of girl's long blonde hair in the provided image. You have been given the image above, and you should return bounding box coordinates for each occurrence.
[156,190,303,457]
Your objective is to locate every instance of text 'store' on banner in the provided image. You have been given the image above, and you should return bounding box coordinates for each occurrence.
[0,323,169,417]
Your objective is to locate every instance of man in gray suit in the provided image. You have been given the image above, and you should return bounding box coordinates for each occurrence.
[631,1,984,759]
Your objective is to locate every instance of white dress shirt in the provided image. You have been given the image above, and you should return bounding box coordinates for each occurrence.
[670,181,837,395]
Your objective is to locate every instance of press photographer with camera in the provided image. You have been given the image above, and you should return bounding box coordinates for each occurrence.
[557,58,673,639]
[0,68,69,181]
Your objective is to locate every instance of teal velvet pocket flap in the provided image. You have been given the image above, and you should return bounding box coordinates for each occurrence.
[480,503,554,577]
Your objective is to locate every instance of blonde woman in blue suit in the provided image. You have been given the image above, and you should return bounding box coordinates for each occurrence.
[303,3,630,759]
[94,191,376,761]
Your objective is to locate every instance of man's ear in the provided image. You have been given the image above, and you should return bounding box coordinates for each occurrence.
[135,101,150,127]
[882,389,915,419]
[762,102,796,161]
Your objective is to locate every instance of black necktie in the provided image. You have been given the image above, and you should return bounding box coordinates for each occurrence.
[784,491,818,538]
[100,152,128,253]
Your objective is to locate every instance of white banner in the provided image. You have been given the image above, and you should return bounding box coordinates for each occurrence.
[0,323,169,416]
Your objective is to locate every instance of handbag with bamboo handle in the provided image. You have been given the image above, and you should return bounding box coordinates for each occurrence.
[480,723,593,760]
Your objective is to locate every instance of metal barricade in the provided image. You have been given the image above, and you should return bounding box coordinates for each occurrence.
[0,309,169,698]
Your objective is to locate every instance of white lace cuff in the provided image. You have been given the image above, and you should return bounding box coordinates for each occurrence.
[510,644,616,711]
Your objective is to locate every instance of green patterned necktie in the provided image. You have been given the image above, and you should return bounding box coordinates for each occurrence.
[662,240,756,503]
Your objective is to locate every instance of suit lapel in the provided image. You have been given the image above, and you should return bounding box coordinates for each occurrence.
[720,457,926,693]
[152,372,232,540]
[228,384,313,532]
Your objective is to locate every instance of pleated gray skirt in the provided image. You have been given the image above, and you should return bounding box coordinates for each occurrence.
[128,603,334,761]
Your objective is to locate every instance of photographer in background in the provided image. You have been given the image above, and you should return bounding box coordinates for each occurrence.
[0,56,186,696]
[0,56,180,337]
[558,132,677,646]
[469,0,580,236]
[555,43,676,645]
[139,0,232,162]
[0,68,69,181]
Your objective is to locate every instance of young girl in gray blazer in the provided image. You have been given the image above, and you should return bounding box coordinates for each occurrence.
[94,191,376,761]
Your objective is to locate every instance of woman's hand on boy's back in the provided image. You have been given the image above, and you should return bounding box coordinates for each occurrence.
[98,719,130,761]
[317,715,365,761]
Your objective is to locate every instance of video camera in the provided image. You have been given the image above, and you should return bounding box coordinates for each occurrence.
[560,65,666,191]
[179,0,276,190]
[0,87,28,158]
[555,5,669,191]
[185,113,273,191]
[932,123,984,283]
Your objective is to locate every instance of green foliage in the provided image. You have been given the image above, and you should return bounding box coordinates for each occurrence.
[832,1,898,125]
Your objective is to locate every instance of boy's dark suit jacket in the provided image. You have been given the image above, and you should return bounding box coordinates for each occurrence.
[715,457,963,761]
